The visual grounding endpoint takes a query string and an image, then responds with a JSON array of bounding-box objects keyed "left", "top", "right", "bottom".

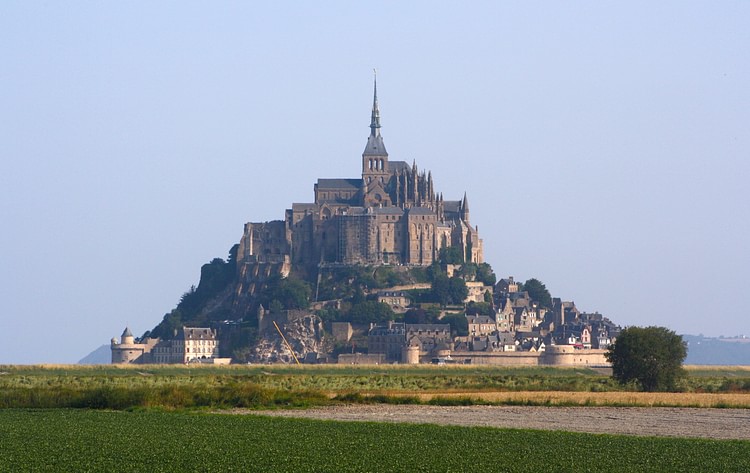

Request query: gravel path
[{"left": 243, "top": 405, "right": 750, "bottom": 440}]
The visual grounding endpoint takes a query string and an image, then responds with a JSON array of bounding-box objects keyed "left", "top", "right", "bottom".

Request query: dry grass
[
  {"left": 350, "top": 390, "right": 750, "bottom": 408},
  {"left": 685, "top": 365, "right": 750, "bottom": 371}
]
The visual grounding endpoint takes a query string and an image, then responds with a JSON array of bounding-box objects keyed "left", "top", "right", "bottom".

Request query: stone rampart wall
[
  {"left": 450, "top": 351, "right": 541, "bottom": 366},
  {"left": 448, "top": 349, "right": 610, "bottom": 367}
]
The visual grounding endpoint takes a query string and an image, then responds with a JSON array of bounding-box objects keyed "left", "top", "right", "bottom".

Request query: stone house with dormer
[{"left": 467, "top": 315, "right": 497, "bottom": 337}]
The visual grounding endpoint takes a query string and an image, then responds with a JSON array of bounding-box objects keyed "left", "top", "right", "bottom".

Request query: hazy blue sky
[{"left": 2, "top": 2, "right": 748, "bottom": 364}]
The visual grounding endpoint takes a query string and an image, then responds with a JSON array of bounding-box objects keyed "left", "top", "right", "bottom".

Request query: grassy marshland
[{"left": 2, "top": 364, "right": 750, "bottom": 409}]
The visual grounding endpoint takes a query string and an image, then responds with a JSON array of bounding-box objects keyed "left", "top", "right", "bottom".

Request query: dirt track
[{"left": 244, "top": 405, "right": 750, "bottom": 440}]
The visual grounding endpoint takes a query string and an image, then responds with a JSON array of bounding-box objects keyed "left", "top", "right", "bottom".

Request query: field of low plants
[
  {"left": 1, "top": 409, "right": 748, "bottom": 472},
  {"left": 2, "top": 364, "right": 750, "bottom": 409}
]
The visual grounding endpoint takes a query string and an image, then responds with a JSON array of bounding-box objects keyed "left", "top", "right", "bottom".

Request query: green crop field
[{"left": 0, "top": 409, "right": 748, "bottom": 472}]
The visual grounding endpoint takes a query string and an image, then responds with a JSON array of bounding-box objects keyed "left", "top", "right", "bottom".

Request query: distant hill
[
  {"left": 78, "top": 344, "right": 110, "bottom": 364},
  {"left": 683, "top": 335, "right": 750, "bottom": 365}
]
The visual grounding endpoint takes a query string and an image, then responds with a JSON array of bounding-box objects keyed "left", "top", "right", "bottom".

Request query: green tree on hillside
[
  {"left": 439, "top": 247, "right": 464, "bottom": 264},
  {"left": 476, "top": 263, "right": 497, "bottom": 286},
  {"left": 431, "top": 275, "right": 468, "bottom": 307},
  {"left": 466, "top": 301, "right": 493, "bottom": 316},
  {"left": 458, "top": 262, "right": 497, "bottom": 286},
  {"left": 149, "top": 246, "right": 238, "bottom": 339},
  {"left": 442, "top": 312, "right": 469, "bottom": 337},
  {"left": 348, "top": 301, "right": 395, "bottom": 324},
  {"left": 606, "top": 326, "right": 687, "bottom": 392},
  {"left": 259, "top": 275, "right": 312, "bottom": 310},
  {"left": 457, "top": 263, "right": 477, "bottom": 281},
  {"left": 403, "top": 307, "right": 441, "bottom": 324},
  {"left": 523, "top": 278, "right": 552, "bottom": 308},
  {"left": 449, "top": 277, "right": 468, "bottom": 305}
]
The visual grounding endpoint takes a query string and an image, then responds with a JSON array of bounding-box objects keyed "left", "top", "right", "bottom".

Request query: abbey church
[{"left": 237, "top": 78, "right": 483, "bottom": 275}]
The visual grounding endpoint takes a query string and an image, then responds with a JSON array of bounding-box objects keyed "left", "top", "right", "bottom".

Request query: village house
[
  {"left": 496, "top": 276, "right": 520, "bottom": 295},
  {"left": 368, "top": 321, "right": 451, "bottom": 362},
  {"left": 467, "top": 314, "right": 497, "bottom": 337},
  {"left": 377, "top": 290, "right": 411, "bottom": 312}
]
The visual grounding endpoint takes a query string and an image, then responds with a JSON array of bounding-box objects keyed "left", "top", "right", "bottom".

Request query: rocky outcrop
[{"left": 251, "top": 309, "right": 327, "bottom": 363}]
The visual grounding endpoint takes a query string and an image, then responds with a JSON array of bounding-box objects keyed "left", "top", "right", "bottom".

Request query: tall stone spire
[
  {"left": 363, "top": 69, "right": 388, "bottom": 158},
  {"left": 370, "top": 69, "right": 381, "bottom": 136},
  {"left": 461, "top": 192, "right": 470, "bottom": 224}
]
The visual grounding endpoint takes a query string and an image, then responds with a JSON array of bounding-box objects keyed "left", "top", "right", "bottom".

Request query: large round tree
[
  {"left": 606, "top": 326, "right": 687, "bottom": 392},
  {"left": 523, "top": 278, "right": 552, "bottom": 308}
]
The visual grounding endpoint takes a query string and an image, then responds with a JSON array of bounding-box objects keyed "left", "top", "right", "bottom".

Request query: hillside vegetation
[{"left": 139, "top": 243, "right": 499, "bottom": 360}]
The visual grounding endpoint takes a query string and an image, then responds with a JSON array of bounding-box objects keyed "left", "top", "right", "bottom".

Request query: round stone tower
[
  {"left": 121, "top": 326, "right": 134, "bottom": 345},
  {"left": 433, "top": 342, "right": 452, "bottom": 359},
  {"left": 111, "top": 326, "right": 141, "bottom": 364},
  {"left": 402, "top": 340, "right": 420, "bottom": 365}
]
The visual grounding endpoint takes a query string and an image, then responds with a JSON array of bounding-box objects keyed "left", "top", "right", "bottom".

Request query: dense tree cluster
[
  {"left": 606, "top": 326, "right": 687, "bottom": 392},
  {"left": 431, "top": 274, "right": 468, "bottom": 307},
  {"left": 523, "top": 278, "right": 552, "bottom": 308},
  {"left": 441, "top": 312, "right": 469, "bottom": 337},
  {"left": 456, "top": 263, "right": 496, "bottom": 287},
  {"left": 149, "top": 246, "right": 238, "bottom": 339},
  {"left": 439, "top": 247, "right": 464, "bottom": 265},
  {"left": 258, "top": 275, "right": 311, "bottom": 311},
  {"left": 402, "top": 307, "right": 441, "bottom": 324},
  {"left": 466, "top": 301, "right": 494, "bottom": 316}
]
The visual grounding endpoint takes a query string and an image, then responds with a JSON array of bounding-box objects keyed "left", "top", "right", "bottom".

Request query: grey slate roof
[
  {"left": 343, "top": 206, "right": 366, "bottom": 216},
  {"left": 177, "top": 327, "right": 216, "bottom": 340},
  {"left": 467, "top": 315, "right": 495, "bottom": 324},
  {"left": 443, "top": 200, "right": 461, "bottom": 213},
  {"left": 363, "top": 133, "right": 388, "bottom": 156},
  {"left": 406, "top": 323, "right": 451, "bottom": 333},
  {"left": 316, "top": 178, "right": 362, "bottom": 190},
  {"left": 407, "top": 207, "right": 435, "bottom": 215},
  {"left": 292, "top": 203, "right": 317, "bottom": 212},
  {"left": 372, "top": 207, "right": 404, "bottom": 216},
  {"left": 389, "top": 161, "right": 410, "bottom": 173}
]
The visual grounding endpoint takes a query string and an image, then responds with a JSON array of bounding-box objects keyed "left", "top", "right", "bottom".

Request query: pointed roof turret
[
  {"left": 363, "top": 70, "right": 388, "bottom": 157},
  {"left": 461, "top": 192, "right": 470, "bottom": 224},
  {"left": 121, "top": 326, "right": 133, "bottom": 338}
]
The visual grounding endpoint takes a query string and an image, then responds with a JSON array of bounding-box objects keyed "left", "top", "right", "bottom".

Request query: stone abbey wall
[{"left": 236, "top": 84, "right": 483, "bottom": 281}]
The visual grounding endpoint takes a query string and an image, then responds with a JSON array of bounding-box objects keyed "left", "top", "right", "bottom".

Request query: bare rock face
[{"left": 250, "top": 311, "right": 327, "bottom": 363}]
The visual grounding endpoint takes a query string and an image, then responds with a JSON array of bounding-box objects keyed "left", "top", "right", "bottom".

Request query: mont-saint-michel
[
  {"left": 111, "top": 78, "right": 619, "bottom": 366},
  {"left": 6, "top": 4, "right": 749, "bottom": 471}
]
